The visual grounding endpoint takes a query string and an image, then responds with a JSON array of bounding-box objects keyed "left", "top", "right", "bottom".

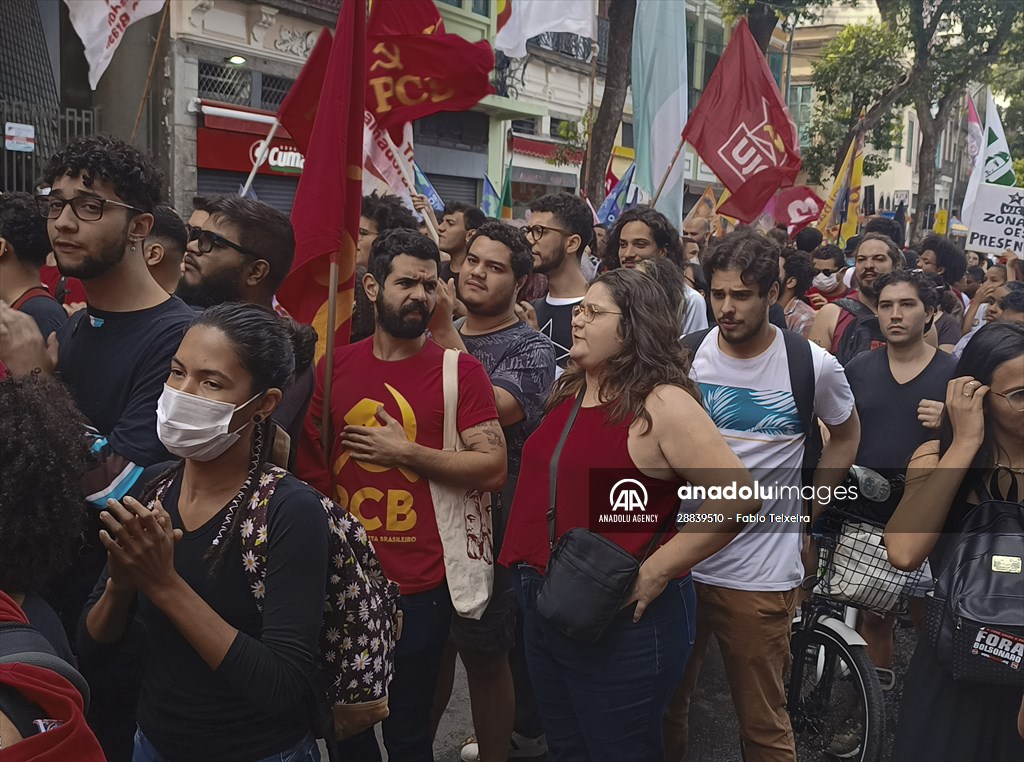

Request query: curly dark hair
[
  {"left": 0, "top": 375, "right": 90, "bottom": 593},
  {"left": 529, "top": 192, "right": 594, "bottom": 258},
  {"left": 362, "top": 191, "right": 419, "bottom": 235},
  {"left": 704, "top": 228, "right": 780, "bottom": 298},
  {"left": 794, "top": 227, "right": 823, "bottom": 253},
  {"left": 468, "top": 221, "right": 534, "bottom": 280},
  {"left": 605, "top": 206, "right": 684, "bottom": 270},
  {"left": 0, "top": 192, "right": 50, "bottom": 267},
  {"left": 919, "top": 233, "right": 967, "bottom": 287},
  {"left": 547, "top": 268, "right": 699, "bottom": 434},
  {"left": 43, "top": 134, "right": 164, "bottom": 212},
  {"left": 863, "top": 216, "right": 903, "bottom": 248}
]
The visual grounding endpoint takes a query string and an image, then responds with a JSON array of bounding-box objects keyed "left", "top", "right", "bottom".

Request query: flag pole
[
  {"left": 582, "top": 41, "right": 600, "bottom": 196},
  {"left": 387, "top": 138, "right": 440, "bottom": 244},
  {"left": 651, "top": 133, "right": 687, "bottom": 205},
  {"left": 320, "top": 256, "right": 340, "bottom": 456},
  {"left": 130, "top": 0, "right": 171, "bottom": 143},
  {"left": 241, "top": 120, "right": 279, "bottom": 198}
]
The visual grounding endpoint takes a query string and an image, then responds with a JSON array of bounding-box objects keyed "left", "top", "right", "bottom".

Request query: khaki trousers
[{"left": 663, "top": 582, "right": 799, "bottom": 762}]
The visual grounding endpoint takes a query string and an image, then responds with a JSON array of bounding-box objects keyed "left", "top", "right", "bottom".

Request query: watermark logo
[{"left": 609, "top": 478, "right": 648, "bottom": 512}]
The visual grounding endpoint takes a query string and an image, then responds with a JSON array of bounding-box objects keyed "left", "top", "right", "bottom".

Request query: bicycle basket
[{"left": 814, "top": 512, "right": 927, "bottom": 615}]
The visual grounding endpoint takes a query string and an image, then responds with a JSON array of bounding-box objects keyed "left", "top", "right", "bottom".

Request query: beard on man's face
[
  {"left": 375, "top": 293, "right": 431, "bottom": 339},
  {"left": 174, "top": 267, "right": 244, "bottom": 309},
  {"left": 56, "top": 230, "right": 128, "bottom": 280}
]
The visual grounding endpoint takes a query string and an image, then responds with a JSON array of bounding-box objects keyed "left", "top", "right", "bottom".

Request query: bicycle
[{"left": 786, "top": 467, "right": 927, "bottom": 762}]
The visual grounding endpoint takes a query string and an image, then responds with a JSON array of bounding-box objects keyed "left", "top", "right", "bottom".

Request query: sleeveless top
[{"left": 498, "top": 396, "right": 685, "bottom": 572}]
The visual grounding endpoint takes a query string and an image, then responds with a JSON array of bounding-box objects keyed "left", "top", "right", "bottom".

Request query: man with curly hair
[
  {"left": 359, "top": 191, "right": 420, "bottom": 269},
  {"left": 0, "top": 135, "right": 194, "bottom": 636},
  {"left": 0, "top": 192, "right": 66, "bottom": 335}
]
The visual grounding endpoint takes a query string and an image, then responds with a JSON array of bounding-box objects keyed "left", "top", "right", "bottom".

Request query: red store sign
[{"left": 197, "top": 126, "right": 306, "bottom": 178}]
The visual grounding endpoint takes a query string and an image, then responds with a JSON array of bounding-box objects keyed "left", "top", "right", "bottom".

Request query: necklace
[{"left": 995, "top": 462, "right": 1024, "bottom": 476}]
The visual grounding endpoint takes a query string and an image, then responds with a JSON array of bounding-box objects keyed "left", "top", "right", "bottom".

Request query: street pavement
[{"left": 431, "top": 626, "right": 918, "bottom": 761}]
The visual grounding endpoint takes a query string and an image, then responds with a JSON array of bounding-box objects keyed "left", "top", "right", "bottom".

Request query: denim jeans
[
  {"left": 512, "top": 565, "right": 696, "bottom": 762},
  {"left": 133, "top": 728, "right": 320, "bottom": 762},
  {"left": 330, "top": 583, "right": 453, "bottom": 762}
]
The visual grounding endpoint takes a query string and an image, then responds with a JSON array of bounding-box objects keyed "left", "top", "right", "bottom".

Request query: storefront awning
[{"left": 510, "top": 135, "right": 584, "bottom": 164}]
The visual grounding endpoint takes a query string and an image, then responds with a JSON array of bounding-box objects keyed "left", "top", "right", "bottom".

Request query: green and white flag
[
  {"left": 631, "top": 0, "right": 688, "bottom": 231},
  {"left": 962, "top": 87, "right": 1016, "bottom": 223}
]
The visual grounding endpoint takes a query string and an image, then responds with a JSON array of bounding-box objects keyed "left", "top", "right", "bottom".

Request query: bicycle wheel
[{"left": 787, "top": 625, "right": 885, "bottom": 762}]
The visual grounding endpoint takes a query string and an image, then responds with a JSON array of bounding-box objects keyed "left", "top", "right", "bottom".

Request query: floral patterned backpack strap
[{"left": 237, "top": 464, "right": 288, "bottom": 612}]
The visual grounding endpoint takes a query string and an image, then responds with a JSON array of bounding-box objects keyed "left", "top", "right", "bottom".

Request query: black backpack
[
  {"left": 682, "top": 327, "right": 821, "bottom": 486},
  {"left": 833, "top": 297, "right": 886, "bottom": 367},
  {"left": 0, "top": 599, "right": 90, "bottom": 713},
  {"left": 925, "top": 486, "right": 1024, "bottom": 686}
]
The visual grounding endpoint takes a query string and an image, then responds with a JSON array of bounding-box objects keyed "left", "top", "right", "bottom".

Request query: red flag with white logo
[
  {"left": 680, "top": 18, "right": 801, "bottom": 223},
  {"left": 773, "top": 186, "right": 825, "bottom": 236}
]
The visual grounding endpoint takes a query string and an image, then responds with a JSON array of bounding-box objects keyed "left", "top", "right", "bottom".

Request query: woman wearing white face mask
[{"left": 80, "top": 303, "right": 329, "bottom": 762}]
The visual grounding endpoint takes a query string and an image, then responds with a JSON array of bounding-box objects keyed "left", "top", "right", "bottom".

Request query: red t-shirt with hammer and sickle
[{"left": 296, "top": 337, "right": 497, "bottom": 593}]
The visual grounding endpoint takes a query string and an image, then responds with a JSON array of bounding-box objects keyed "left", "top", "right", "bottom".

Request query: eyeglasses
[
  {"left": 815, "top": 268, "right": 839, "bottom": 277},
  {"left": 572, "top": 303, "right": 623, "bottom": 322},
  {"left": 36, "top": 195, "right": 140, "bottom": 221},
  {"left": 524, "top": 224, "right": 571, "bottom": 243},
  {"left": 187, "top": 226, "right": 257, "bottom": 257},
  {"left": 991, "top": 389, "right": 1024, "bottom": 413}
]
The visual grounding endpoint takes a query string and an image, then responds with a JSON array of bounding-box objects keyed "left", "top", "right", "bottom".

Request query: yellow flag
[
  {"left": 841, "top": 133, "right": 865, "bottom": 244},
  {"left": 714, "top": 188, "right": 738, "bottom": 238},
  {"left": 817, "top": 135, "right": 857, "bottom": 240}
]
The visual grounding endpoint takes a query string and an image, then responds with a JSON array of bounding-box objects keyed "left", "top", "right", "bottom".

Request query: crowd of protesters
[{"left": 0, "top": 134, "right": 1022, "bottom": 762}]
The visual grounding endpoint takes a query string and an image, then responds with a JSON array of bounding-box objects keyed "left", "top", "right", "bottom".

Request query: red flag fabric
[
  {"left": 604, "top": 166, "right": 619, "bottom": 197},
  {"left": 773, "top": 186, "right": 825, "bottom": 237},
  {"left": 277, "top": 0, "right": 365, "bottom": 362},
  {"left": 368, "top": 0, "right": 444, "bottom": 36},
  {"left": 681, "top": 17, "right": 801, "bottom": 223},
  {"left": 366, "top": 34, "right": 495, "bottom": 130},
  {"left": 276, "top": 27, "right": 332, "bottom": 155}
]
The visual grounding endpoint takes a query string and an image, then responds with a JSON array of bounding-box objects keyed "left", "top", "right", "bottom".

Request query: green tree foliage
[{"left": 802, "top": 22, "right": 908, "bottom": 184}]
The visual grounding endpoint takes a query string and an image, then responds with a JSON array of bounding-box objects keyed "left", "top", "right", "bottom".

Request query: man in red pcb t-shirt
[{"left": 296, "top": 229, "right": 506, "bottom": 762}]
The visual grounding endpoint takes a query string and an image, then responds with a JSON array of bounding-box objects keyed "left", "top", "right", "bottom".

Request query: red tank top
[{"left": 499, "top": 396, "right": 685, "bottom": 572}]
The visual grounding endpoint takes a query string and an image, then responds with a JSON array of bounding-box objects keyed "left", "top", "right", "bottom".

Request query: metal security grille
[
  {"left": 2, "top": 101, "right": 97, "bottom": 193},
  {"left": 261, "top": 75, "right": 295, "bottom": 111},
  {"left": 198, "top": 62, "right": 253, "bottom": 106}
]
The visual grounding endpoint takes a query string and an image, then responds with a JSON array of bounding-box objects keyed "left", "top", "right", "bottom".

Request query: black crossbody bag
[{"left": 535, "top": 390, "right": 675, "bottom": 644}]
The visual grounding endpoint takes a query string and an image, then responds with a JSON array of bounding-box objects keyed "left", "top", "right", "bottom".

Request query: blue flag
[
  {"left": 481, "top": 175, "right": 501, "bottom": 218},
  {"left": 597, "top": 163, "right": 635, "bottom": 226},
  {"left": 413, "top": 162, "right": 445, "bottom": 213}
]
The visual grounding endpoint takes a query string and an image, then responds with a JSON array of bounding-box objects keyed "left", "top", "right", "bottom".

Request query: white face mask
[
  {"left": 156, "top": 384, "right": 262, "bottom": 462},
  {"left": 813, "top": 272, "right": 838, "bottom": 291}
]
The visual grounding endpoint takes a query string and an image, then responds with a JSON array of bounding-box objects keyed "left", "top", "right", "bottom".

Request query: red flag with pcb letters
[
  {"left": 277, "top": 0, "right": 365, "bottom": 362},
  {"left": 681, "top": 17, "right": 801, "bottom": 223},
  {"left": 365, "top": 34, "right": 495, "bottom": 130},
  {"left": 368, "top": 0, "right": 444, "bottom": 35}
]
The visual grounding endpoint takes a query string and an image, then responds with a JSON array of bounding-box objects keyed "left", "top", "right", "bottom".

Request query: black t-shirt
[
  {"left": 56, "top": 297, "right": 194, "bottom": 467},
  {"left": 81, "top": 470, "right": 329, "bottom": 762},
  {"left": 935, "top": 312, "right": 962, "bottom": 347},
  {"left": 845, "top": 347, "right": 957, "bottom": 517},
  {"left": 17, "top": 291, "right": 67, "bottom": 337},
  {"left": 531, "top": 295, "right": 582, "bottom": 370},
  {"left": 460, "top": 321, "right": 555, "bottom": 544}
]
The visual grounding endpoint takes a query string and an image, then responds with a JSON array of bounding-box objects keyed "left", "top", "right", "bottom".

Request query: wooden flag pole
[
  {"left": 240, "top": 120, "right": 280, "bottom": 198},
  {"left": 651, "top": 133, "right": 687, "bottom": 206},
  {"left": 320, "top": 257, "right": 341, "bottom": 456},
  {"left": 130, "top": 0, "right": 171, "bottom": 143},
  {"left": 386, "top": 135, "right": 440, "bottom": 245}
]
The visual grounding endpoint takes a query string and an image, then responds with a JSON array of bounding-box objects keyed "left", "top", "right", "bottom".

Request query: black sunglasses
[
  {"left": 187, "top": 226, "right": 257, "bottom": 257},
  {"left": 815, "top": 268, "right": 840, "bottom": 277}
]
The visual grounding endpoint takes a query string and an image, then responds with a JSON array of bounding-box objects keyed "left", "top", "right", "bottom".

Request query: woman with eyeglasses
[
  {"left": 499, "top": 268, "right": 757, "bottom": 761},
  {"left": 886, "top": 322, "right": 1024, "bottom": 762},
  {"left": 81, "top": 303, "right": 330, "bottom": 762}
]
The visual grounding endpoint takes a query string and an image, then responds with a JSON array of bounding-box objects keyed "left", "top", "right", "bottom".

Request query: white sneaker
[{"left": 460, "top": 732, "right": 547, "bottom": 761}]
